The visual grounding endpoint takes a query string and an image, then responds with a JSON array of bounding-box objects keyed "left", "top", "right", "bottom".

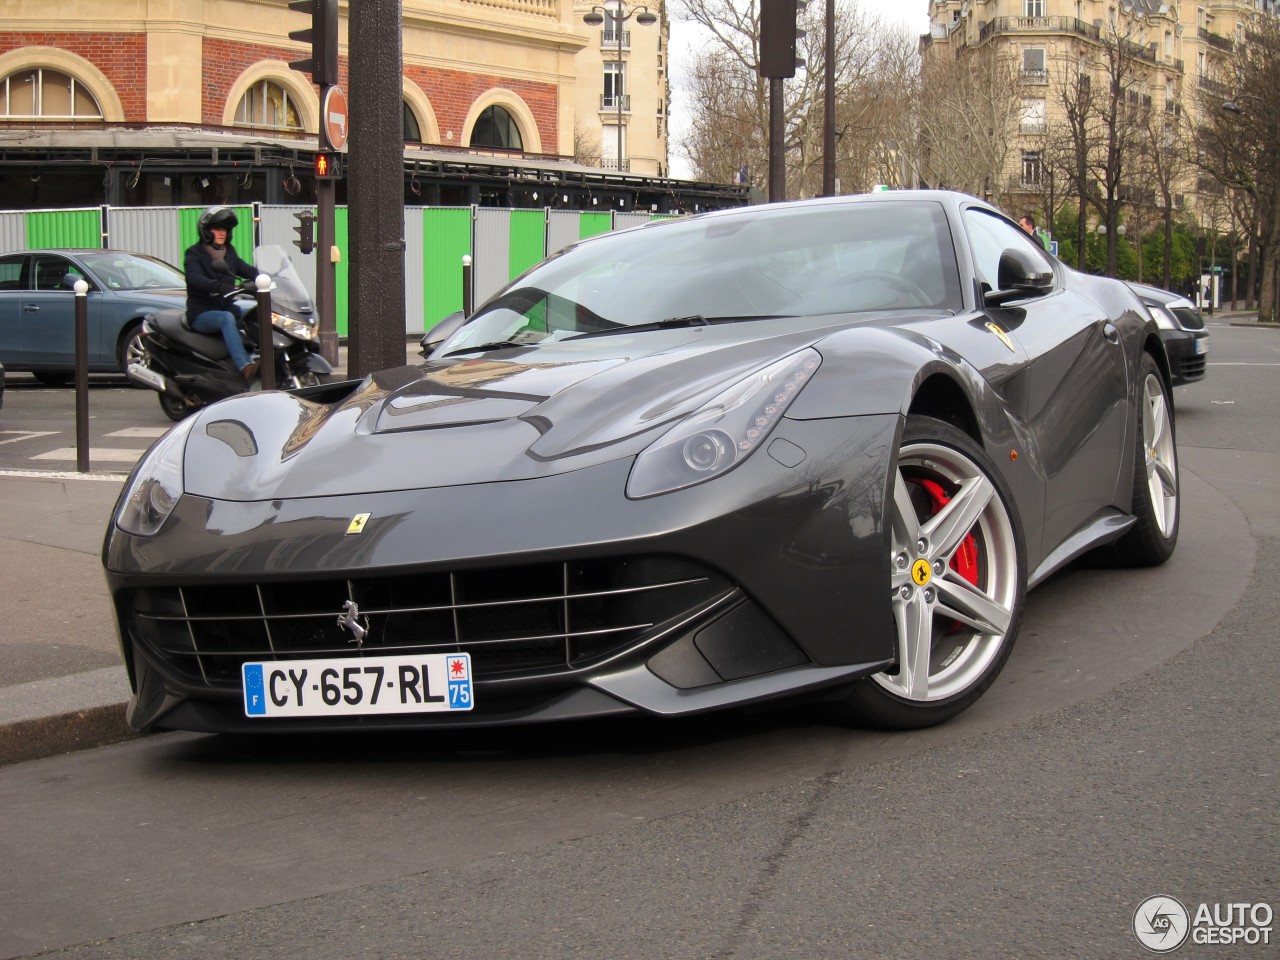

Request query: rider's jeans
[{"left": 191, "top": 306, "right": 252, "bottom": 371}]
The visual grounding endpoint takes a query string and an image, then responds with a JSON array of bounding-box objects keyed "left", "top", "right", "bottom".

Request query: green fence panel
[
  {"left": 508, "top": 209, "right": 546, "bottom": 281},
  {"left": 26, "top": 209, "right": 101, "bottom": 249},
  {"left": 175, "top": 205, "right": 253, "bottom": 266},
  {"left": 578, "top": 212, "right": 612, "bottom": 240},
  {"left": 335, "top": 206, "right": 350, "bottom": 337},
  {"left": 422, "top": 208, "right": 472, "bottom": 329}
]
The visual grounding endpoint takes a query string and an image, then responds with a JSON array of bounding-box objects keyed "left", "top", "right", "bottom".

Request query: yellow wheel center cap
[{"left": 911, "top": 559, "right": 932, "bottom": 586}]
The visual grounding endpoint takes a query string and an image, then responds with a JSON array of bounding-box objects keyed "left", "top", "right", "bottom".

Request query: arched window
[
  {"left": 403, "top": 101, "right": 422, "bottom": 143},
  {"left": 234, "top": 79, "right": 302, "bottom": 131},
  {"left": 470, "top": 105, "right": 523, "bottom": 150},
  {"left": 1, "top": 68, "right": 102, "bottom": 120}
]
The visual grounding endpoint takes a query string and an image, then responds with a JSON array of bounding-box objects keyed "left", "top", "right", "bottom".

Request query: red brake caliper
[{"left": 918, "top": 478, "right": 979, "bottom": 586}]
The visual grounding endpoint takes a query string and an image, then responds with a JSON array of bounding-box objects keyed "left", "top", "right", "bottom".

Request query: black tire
[
  {"left": 1105, "top": 353, "right": 1179, "bottom": 566},
  {"left": 824, "top": 415, "right": 1026, "bottom": 730},
  {"left": 159, "top": 392, "right": 194, "bottom": 422},
  {"left": 32, "top": 370, "right": 72, "bottom": 387}
]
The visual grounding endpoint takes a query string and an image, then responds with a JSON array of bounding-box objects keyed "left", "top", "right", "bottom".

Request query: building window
[
  {"left": 1024, "top": 0, "right": 1045, "bottom": 18},
  {"left": 403, "top": 102, "right": 421, "bottom": 143},
  {"left": 0, "top": 68, "right": 102, "bottom": 120},
  {"left": 1022, "top": 47, "right": 1047, "bottom": 81},
  {"left": 1164, "top": 30, "right": 1173, "bottom": 56},
  {"left": 470, "top": 105, "right": 523, "bottom": 150},
  {"left": 604, "top": 61, "right": 628, "bottom": 111},
  {"left": 234, "top": 80, "right": 302, "bottom": 131},
  {"left": 1022, "top": 151, "right": 1043, "bottom": 186},
  {"left": 1020, "top": 98, "right": 1046, "bottom": 133}
]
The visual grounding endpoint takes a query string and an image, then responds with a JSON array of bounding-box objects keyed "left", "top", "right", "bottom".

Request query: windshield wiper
[
  {"left": 441, "top": 340, "right": 528, "bottom": 358},
  {"left": 564, "top": 314, "right": 788, "bottom": 342}
]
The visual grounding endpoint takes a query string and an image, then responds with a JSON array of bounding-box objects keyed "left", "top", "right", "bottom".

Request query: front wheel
[
  {"left": 1104, "top": 353, "right": 1179, "bottom": 566},
  {"left": 825, "top": 415, "right": 1026, "bottom": 730}
]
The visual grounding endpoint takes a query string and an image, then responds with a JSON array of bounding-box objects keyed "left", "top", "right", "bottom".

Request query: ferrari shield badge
[
  {"left": 346, "top": 513, "right": 371, "bottom": 535},
  {"left": 985, "top": 322, "right": 1016, "bottom": 352}
]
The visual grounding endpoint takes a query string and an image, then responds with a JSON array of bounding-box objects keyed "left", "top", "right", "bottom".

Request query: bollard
[
  {"left": 255, "top": 274, "right": 276, "bottom": 391},
  {"left": 462, "top": 254, "right": 473, "bottom": 318},
  {"left": 73, "top": 278, "right": 90, "bottom": 473}
]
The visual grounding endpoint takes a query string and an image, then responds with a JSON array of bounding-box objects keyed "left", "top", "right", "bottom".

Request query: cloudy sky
[{"left": 665, "top": 0, "right": 932, "bottom": 178}]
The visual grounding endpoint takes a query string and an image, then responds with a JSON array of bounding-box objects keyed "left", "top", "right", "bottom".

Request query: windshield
[
  {"left": 441, "top": 200, "right": 963, "bottom": 354},
  {"left": 255, "top": 245, "right": 314, "bottom": 319},
  {"left": 80, "top": 252, "right": 184, "bottom": 291}
]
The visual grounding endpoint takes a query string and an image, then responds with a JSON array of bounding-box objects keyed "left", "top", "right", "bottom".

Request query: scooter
[{"left": 127, "top": 245, "right": 333, "bottom": 420}]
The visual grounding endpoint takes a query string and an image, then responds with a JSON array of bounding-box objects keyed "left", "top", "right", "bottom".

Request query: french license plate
[
  {"left": 1195, "top": 337, "right": 1211, "bottom": 355},
  {"left": 242, "top": 653, "right": 473, "bottom": 718}
]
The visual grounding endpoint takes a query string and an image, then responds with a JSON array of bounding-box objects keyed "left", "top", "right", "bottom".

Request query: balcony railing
[
  {"left": 1198, "top": 27, "right": 1234, "bottom": 53},
  {"left": 1020, "top": 121, "right": 1047, "bottom": 134},
  {"left": 601, "top": 29, "right": 630, "bottom": 50},
  {"left": 601, "top": 158, "right": 631, "bottom": 172},
  {"left": 979, "top": 16, "right": 1157, "bottom": 64},
  {"left": 600, "top": 94, "right": 631, "bottom": 112},
  {"left": 1197, "top": 74, "right": 1230, "bottom": 96},
  {"left": 1021, "top": 68, "right": 1049, "bottom": 83}
]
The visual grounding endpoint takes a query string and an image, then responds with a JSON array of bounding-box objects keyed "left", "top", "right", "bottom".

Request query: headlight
[
  {"left": 1147, "top": 304, "right": 1177, "bottom": 331},
  {"left": 273, "top": 313, "right": 316, "bottom": 341},
  {"left": 115, "top": 417, "right": 197, "bottom": 536},
  {"left": 626, "top": 348, "right": 821, "bottom": 499}
]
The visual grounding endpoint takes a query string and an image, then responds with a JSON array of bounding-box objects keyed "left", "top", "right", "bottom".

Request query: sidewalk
[{"left": 0, "top": 339, "right": 425, "bottom": 765}]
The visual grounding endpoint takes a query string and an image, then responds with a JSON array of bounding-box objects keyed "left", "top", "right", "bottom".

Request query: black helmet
[{"left": 197, "top": 205, "right": 238, "bottom": 245}]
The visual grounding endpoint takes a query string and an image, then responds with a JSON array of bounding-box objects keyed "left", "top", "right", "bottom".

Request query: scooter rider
[{"left": 185, "top": 206, "right": 260, "bottom": 383}]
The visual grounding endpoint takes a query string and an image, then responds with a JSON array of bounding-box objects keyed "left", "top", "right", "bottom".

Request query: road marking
[
  {"left": 31, "top": 447, "right": 147, "bottom": 463},
  {"left": 1208, "top": 362, "right": 1280, "bottom": 366},
  {"left": 0, "top": 430, "right": 60, "bottom": 446},
  {"left": 105, "top": 427, "right": 170, "bottom": 438},
  {"left": 0, "top": 468, "right": 128, "bottom": 482}
]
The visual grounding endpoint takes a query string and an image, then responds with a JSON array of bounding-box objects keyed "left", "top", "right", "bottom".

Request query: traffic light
[
  {"left": 288, "top": 0, "right": 338, "bottom": 87},
  {"left": 314, "top": 151, "right": 343, "bottom": 179},
  {"left": 760, "top": 0, "right": 807, "bottom": 79},
  {"left": 293, "top": 210, "right": 316, "bottom": 255}
]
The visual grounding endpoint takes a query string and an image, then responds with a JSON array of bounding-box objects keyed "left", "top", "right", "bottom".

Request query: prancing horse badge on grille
[
  {"left": 346, "top": 513, "right": 371, "bottom": 535},
  {"left": 337, "top": 599, "right": 369, "bottom": 647}
]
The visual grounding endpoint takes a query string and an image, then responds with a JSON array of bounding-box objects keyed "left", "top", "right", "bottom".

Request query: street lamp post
[{"left": 584, "top": 3, "right": 656, "bottom": 174}]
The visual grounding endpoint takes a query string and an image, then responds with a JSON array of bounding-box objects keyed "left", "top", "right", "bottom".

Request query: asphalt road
[{"left": 1, "top": 322, "right": 1277, "bottom": 960}]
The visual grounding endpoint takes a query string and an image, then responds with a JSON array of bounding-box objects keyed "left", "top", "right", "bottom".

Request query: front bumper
[
  {"left": 105, "top": 413, "right": 903, "bottom": 732},
  {"left": 1159, "top": 329, "right": 1210, "bottom": 386}
]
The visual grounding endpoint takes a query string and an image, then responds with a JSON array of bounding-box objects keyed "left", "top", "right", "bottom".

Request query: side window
[
  {"left": 32, "top": 255, "right": 77, "bottom": 291},
  {"left": 0, "top": 256, "right": 23, "bottom": 290},
  {"left": 962, "top": 208, "right": 1055, "bottom": 294}
]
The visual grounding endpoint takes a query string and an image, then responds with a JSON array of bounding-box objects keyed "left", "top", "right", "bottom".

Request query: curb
[{"left": 0, "top": 667, "right": 136, "bottom": 766}]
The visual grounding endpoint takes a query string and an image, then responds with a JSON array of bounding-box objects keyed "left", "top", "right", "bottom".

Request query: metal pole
[
  {"left": 256, "top": 275, "right": 276, "bottom": 390},
  {"left": 317, "top": 179, "right": 338, "bottom": 367},
  {"left": 73, "top": 279, "right": 89, "bottom": 473},
  {"left": 617, "top": 19, "right": 623, "bottom": 172},
  {"left": 769, "top": 77, "right": 785, "bottom": 202},
  {"left": 462, "top": 254, "right": 473, "bottom": 317},
  {"left": 823, "top": 0, "right": 834, "bottom": 195}
]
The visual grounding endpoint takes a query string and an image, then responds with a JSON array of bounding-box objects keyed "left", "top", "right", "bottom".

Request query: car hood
[{"left": 181, "top": 317, "right": 894, "bottom": 501}]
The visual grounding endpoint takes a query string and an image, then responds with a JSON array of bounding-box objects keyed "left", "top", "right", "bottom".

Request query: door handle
[
  {"left": 23, "top": 304, "right": 40, "bottom": 313},
  {"left": 1102, "top": 322, "right": 1119, "bottom": 343}
]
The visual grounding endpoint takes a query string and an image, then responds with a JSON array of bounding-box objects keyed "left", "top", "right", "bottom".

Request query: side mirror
[
  {"left": 420, "top": 310, "right": 467, "bottom": 358},
  {"left": 985, "top": 249, "right": 1054, "bottom": 306},
  {"left": 61, "top": 274, "right": 85, "bottom": 291}
]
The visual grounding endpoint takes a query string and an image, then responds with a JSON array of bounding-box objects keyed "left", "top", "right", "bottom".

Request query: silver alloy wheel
[
  {"left": 1141, "top": 371, "right": 1178, "bottom": 537},
  {"left": 125, "top": 329, "right": 148, "bottom": 369},
  {"left": 877, "top": 441, "right": 1019, "bottom": 702}
]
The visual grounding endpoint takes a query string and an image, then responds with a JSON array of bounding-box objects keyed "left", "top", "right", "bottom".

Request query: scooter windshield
[{"left": 255, "top": 245, "right": 315, "bottom": 321}]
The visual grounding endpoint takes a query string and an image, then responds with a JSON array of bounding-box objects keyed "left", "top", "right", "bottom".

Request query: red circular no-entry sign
[{"left": 322, "top": 86, "right": 348, "bottom": 151}]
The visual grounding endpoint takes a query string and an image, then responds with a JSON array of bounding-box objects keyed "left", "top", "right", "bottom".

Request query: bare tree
[
  {"left": 1195, "top": 14, "right": 1280, "bottom": 323},
  {"left": 674, "top": 0, "right": 916, "bottom": 197},
  {"left": 915, "top": 43, "right": 1025, "bottom": 205}
]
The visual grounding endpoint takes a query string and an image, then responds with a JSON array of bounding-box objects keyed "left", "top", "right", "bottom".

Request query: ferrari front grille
[{"left": 122, "top": 557, "right": 733, "bottom": 688}]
